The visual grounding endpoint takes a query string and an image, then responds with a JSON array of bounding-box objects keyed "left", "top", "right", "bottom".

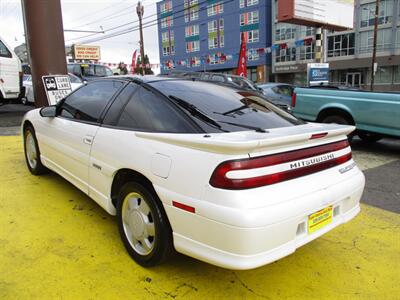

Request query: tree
[{"left": 134, "top": 54, "right": 154, "bottom": 75}]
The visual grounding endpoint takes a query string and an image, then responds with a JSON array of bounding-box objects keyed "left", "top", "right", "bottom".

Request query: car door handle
[{"left": 83, "top": 136, "right": 93, "bottom": 145}]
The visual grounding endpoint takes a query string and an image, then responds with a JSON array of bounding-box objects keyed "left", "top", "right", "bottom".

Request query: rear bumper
[
  {"left": 162, "top": 168, "right": 365, "bottom": 270},
  {"left": 173, "top": 204, "right": 360, "bottom": 270}
]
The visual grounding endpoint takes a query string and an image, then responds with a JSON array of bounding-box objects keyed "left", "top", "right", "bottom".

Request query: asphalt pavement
[{"left": 0, "top": 103, "right": 34, "bottom": 135}]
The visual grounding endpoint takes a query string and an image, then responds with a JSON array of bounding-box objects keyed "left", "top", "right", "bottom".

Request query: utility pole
[
  {"left": 370, "top": 0, "right": 380, "bottom": 91},
  {"left": 21, "top": 0, "right": 67, "bottom": 107},
  {"left": 136, "top": 1, "right": 146, "bottom": 76}
]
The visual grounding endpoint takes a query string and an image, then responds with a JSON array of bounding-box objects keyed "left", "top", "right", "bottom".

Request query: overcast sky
[{"left": 0, "top": 0, "right": 161, "bottom": 72}]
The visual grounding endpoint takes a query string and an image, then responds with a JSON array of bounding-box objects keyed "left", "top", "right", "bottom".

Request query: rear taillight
[
  {"left": 210, "top": 139, "right": 352, "bottom": 190},
  {"left": 291, "top": 92, "right": 296, "bottom": 107}
]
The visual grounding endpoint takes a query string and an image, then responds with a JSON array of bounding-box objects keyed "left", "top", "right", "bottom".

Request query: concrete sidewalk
[{"left": 1, "top": 136, "right": 399, "bottom": 299}]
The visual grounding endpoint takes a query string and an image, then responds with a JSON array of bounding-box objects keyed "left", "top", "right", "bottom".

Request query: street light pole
[
  {"left": 136, "top": 1, "right": 146, "bottom": 76},
  {"left": 370, "top": 0, "right": 380, "bottom": 91}
]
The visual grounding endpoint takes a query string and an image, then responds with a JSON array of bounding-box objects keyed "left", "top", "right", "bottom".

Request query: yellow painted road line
[{"left": 1, "top": 136, "right": 399, "bottom": 299}]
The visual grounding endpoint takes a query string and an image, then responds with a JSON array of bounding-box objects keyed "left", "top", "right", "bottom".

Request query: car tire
[
  {"left": 23, "top": 125, "right": 48, "bottom": 175},
  {"left": 117, "top": 181, "right": 174, "bottom": 267},
  {"left": 322, "top": 115, "right": 354, "bottom": 142},
  {"left": 358, "top": 132, "right": 382, "bottom": 143}
]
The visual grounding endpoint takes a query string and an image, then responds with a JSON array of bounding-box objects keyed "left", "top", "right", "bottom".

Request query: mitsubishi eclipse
[{"left": 22, "top": 76, "right": 365, "bottom": 270}]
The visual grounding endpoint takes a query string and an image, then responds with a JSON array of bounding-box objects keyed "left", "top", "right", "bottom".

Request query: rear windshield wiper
[
  {"left": 168, "top": 95, "right": 222, "bottom": 129},
  {"left": 217, "top": 121, "right": 267, "bottom": 133}
]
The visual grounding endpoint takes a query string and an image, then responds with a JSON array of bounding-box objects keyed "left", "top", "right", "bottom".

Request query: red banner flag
[
  {"left": 237, "top": 32, "right": 247, "bottom": 77},
  {"left": 131, "top": 50, "right": 137, "bottom": 74}
]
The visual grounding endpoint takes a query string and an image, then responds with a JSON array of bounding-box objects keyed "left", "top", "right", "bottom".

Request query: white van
[{"left": 0, "top": 36, "right": 22, "bottom": 102}]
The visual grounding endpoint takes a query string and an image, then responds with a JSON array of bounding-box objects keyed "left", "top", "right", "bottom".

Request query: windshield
[{"left": 150, "top": 80, "right": 303, "bottom": 133}]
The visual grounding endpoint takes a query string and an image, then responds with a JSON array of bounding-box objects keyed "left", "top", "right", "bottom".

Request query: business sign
[
  {"left": 42, "top": 75, "right": 72, "bottom": 105},
  {"left": 307, "top": 63, "right": 329, "bottom": 86},
  {"left": 73, "top": 45, "right": 101, "bottom": 60},
  {"left": 277, "top": 0, "right": 354, "bottom": 31}
]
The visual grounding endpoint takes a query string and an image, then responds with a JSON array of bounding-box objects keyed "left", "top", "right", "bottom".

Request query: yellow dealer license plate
[{"left": 308, "top": 206, "right": 333, "bottom": 234}]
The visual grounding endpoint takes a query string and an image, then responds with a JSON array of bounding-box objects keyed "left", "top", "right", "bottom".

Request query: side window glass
[
  {"left": 279, "top": 86, "right": 292, "bottom": 96},
  {"left": 103, "top": 83, "right": 139, "bottom": 126},
  {"left": 116, "top": 86, "right": 194, "bottom": 133},
  {"left": 105, "top": 67, "right": 113, "bottom": 76},
  {"left": 95, "top": 65, "right": 107, "bottom": 76},
  {"left": 60, "top": 80, "right": 123, "bottom": 122},
  {"left": 0, "top": 40, "right": 12, "bottom": 58},
  {"left": 212, "top": 75, "right": 225, "bottom": 82},
  {"left": 272, "top": 86, "right": 280, "bottom": 94},
  {"left": 68, "top": 74, "right": 81, "bottom": 83}
]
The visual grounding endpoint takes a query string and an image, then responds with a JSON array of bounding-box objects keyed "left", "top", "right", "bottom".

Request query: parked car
[
  {"left": 257, "top": 83, "right": 295, "bottom": 111},
  {"left": 67, "top": 63, "right": 113, "bottom": 81},
  {"left": 22, "top": 73, "right": 84, "bottom": 105},
  {"left": 22, "top": 76, "right": 365, "bottom": 270},
  {"left": 164, "top": 71, "right": 292, "bottom": 111},
  {"left": 291, "top": 87, "right": 400, "bottom": 142},
  {"left": 165, "top": 70, "right": 261, "bottom": 92},
  {"left": 0, "top": 35, "right": 23, "bottom": 104}
]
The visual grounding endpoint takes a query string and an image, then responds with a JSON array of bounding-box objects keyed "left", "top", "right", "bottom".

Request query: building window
[
  {"left": 207, "top": 1, "right": 223, "bottom": 16},
  {"left": 275, "top": 23, "right": 296, "bottom": 41},
  {"left": 161, "top": 31, "right": 174, "bottom": 56},
  {"left": 186, "top": 40, "right": 200, "bottom": 52},
  {"left": 209, "top": 35, "right": 225, "bottom": 49},
  {"left": 184, "top": 0, "right": 199, "bottom": 22},
  {"left": 360, "top": 0, "right": 393, "bottom": 27},
  {"left": 374, "top": 66, "right": 393, "bottom": 84},
  {"left": 397, "top": 28, "right": 400, "bottom": 47},
  {"left": 394, "top": 66, "right": 400, "bottom": 83},
  {"left": 327, "top": 33, "right": 355, "bottom": 57},
  {"left": 190, "top": 56, "right": 201, "bottom": 67},
  {"left": 208, "top": 19, "right": 224, "bottom": 49},
  {"left": 247, "top": 68, "right": 257, "bottom": 82},
  {"left": 160, "top": 1, "right": 173, "bottom": 14},
  {"left": 185, "top": 24, "right": 199, "bottom": 37},
  {"left": 360, "top": 28, "right": 392, "bottom": 53},
  {"left": 208, "top": 54, "right": 225, "bottom": 65},
  {"left": 299, "top": 44, "right": 315, "bottom": 60},
  {"left": 240, "top": 0, "right": 258, "bottom": 8},
  {"left": 161, "top": 16, "right": 173, "bottom": 28},
  {"left": 241, "top": 30, "right": 259, "bottom": 43},
  {"left": 275, "top": 47, "right": 296, "bottom": 63},
  {"left": 299, "top": 26, "right": 314, "bottom": 37},
  {"left": 240, "top": 11, "right": 259, "bottom": 26},
  {"left": 247, "top": 49, "right": 259, "bottom": 61}
]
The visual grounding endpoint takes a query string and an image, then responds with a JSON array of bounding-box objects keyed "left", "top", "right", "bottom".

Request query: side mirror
[{"left": 40, "top": 106, "right": 57, "bottom": 118}]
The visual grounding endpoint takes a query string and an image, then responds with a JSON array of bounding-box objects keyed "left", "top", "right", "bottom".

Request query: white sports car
[{"left": 22, "top": 76, "right": 365, "bottom": 270}]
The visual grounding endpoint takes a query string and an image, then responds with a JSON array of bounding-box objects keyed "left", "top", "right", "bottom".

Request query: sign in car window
[
  {"left": 42, "top": 75, "right": 72, "bottom": 105},
  {"left": 307, "top": 63, "right": 330, "bottom": 86}
]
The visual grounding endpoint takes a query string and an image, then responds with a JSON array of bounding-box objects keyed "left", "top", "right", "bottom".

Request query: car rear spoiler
[{"left": 135, "top": 124, "right": 355, "bottom": 154}]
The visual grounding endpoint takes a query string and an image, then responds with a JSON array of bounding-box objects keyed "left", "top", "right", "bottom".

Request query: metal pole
[
  {"left": 370, "top": 0, "right": 380, "bottom": 91},
  {"left": 21, "top": 0, "right": 67, "bottom": 107},
  {"left": 136, "top": 1, "right": 146, "bottom": 76}
]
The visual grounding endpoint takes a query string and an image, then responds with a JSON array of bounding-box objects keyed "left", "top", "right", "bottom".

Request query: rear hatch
[{"left": 137, "top": 122, "right": 355, "bottom": 189}]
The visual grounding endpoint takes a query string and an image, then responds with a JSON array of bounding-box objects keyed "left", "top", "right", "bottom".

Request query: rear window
[{"left": 150, "top": 80, "right": 303, "bottom": 133}]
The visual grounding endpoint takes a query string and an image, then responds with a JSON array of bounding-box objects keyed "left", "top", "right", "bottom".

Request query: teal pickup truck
[{"left": 291, "top": 87, "right": 400, "bottom": 142}]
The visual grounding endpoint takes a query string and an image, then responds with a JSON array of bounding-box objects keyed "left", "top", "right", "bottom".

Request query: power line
[
  {"left": 68, "top": 0, "right": 234, "bottom": 45},
  {"left": 66, "top": 0, "right": 130, "bottom": 27},
  {"left": 66, "top": 0, "right": 194, "bottom": 44},
  {"left": 65, "top": 0, "right": 161, "bottom": 40}
]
